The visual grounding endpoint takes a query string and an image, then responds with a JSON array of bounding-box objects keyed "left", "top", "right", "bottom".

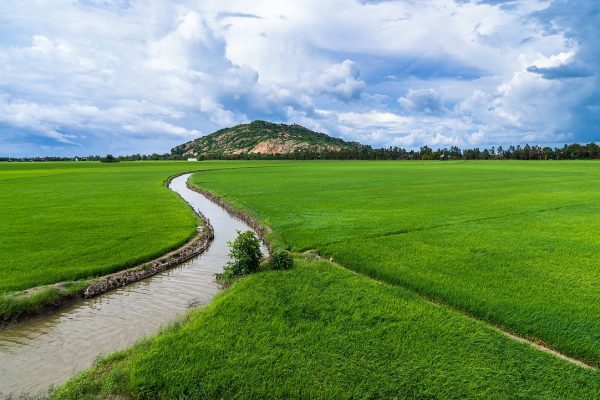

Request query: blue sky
[{"left": 0, "top": 0, "right": 598, "bottom": 156}]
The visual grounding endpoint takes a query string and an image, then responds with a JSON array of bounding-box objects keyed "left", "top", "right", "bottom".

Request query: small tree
[{"left": 219, "top": 230, "right": 262, "bottom": 281}]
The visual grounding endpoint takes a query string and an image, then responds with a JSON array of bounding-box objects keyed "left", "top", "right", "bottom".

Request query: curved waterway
[{"left": 0, "top": 173, "right": 267, "bottom": 398}]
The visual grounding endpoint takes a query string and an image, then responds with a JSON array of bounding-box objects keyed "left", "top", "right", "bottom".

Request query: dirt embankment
[{"left": 83, "top": 219, "right": 213, "bottom": 297}]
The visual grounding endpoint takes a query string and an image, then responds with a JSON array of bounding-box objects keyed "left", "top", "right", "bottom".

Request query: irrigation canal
[{"left": 0, "top": 173, "right": 267, "bottom": 397}]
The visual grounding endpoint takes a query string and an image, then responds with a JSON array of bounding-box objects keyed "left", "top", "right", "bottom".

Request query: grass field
[
  {"left": 4, "top": 160, "right": 600, "bottom": 397},
  {"left": 186, "top": 161, "right": 600, "bottom": 365},
  {"left": 50, "top": 160, "right": 600, "bottom": 399},
  {"left": 54, "top": 257, "right": 600, "bottom": 399},
  {"left": 0, "top": 161, "right": 256, "bottom": 319},
  {"left": 0, "top": 162, "right": 198, "bottom": 294}
]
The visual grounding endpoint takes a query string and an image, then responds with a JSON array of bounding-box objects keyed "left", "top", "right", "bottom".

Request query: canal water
[{"left": 0, "top": 173, "right": 266, "bottom": 397}]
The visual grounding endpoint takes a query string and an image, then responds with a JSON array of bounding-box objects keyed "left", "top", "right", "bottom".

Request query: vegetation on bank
[
  {"left": 0, "top": 279, "right": 91, "bottom": 322},
  {"left": 53, "top": 257, "right": 600, "bottom": 399},
  {"left": 217, "top": 230, "right": 263, "bottom": 283},
  {"left": 189, "top": 161, "right": 600, "bottom": 365}
]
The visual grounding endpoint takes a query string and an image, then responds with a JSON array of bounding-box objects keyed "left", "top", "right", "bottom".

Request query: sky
[{"left": 0, "top": 0, "right": 598, "bottom": 156}]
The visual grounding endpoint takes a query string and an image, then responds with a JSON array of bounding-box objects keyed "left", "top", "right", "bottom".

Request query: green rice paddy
[
  {"left": 0, "top": 162, "right": 197, "bottom": 294},
  {"left": 189, "top": 161, "right": 600, "bottom": 365},
  {"left": 3, "top": 160, "right": 600, "bottom": 398}
]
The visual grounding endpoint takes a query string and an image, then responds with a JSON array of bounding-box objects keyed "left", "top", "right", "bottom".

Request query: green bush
[
  {"left": 268, "top": 250, "right": 294, "bottom": 270},
  {"left": 219, "top": 230, "right": 262, "bottom": 281}
]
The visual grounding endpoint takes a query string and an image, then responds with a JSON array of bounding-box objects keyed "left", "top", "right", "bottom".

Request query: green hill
[{"left": 171, "top": 120, "right": 361, "bottom": 158}]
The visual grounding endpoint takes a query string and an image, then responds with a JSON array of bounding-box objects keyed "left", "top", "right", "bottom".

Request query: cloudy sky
[{"left": 0, "top": 0, "right": 598, "bottom": 156}]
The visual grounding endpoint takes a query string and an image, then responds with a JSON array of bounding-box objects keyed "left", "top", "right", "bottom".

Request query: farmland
[
  {"left": 47, "top": 160, "right": 600, "bottom": 399},
  {"left": 189, "top": 161, "right": 600, "bottom": 365}
]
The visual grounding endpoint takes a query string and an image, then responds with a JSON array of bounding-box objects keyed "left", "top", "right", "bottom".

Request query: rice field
[
  {"left": 4, "top": 160, "right": 600, "bottom": 398},
  {"left": 188, "top": 161, "right": 600, "bottom": 365}
]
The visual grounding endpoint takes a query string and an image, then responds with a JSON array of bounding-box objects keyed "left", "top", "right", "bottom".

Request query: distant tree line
[
  {"left": 193, "top": 142, "right": 600, "bottom": 161},
  {"left": 0, "top": 153, "right": 175, "bottom": 162},
  {"left": 2, "top": 142, "right": 599, "bottom": 162}
]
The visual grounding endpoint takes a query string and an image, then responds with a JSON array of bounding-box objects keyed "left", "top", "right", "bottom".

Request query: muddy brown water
[{"left": 0, "top": 174, "right": 267, "bottom": 398}]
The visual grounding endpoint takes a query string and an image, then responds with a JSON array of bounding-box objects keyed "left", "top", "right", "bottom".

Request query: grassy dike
[{"left": 53, "top": 257, "right": 600, "bottom": 399}]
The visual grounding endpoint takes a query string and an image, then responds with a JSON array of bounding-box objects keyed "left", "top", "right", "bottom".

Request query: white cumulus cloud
[{"left": 0, "top": 0, "right": 596, "bottom": 155}]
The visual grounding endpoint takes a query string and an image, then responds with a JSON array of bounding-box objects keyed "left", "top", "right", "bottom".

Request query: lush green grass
[
  {"left": 8, "top": 160, "right": 599, "bottom": 398},
  {"left": 53, "top": 257, "right": 600, "bottom": 399},
  {"left": 187, "top": 161, "right": 600, "bottom": 365},
  {"left": 0, "top": 279, "right": 91, "bottom": 321},
  {"left": 0, "top": 162, "right": 194, "bottom": 295}
]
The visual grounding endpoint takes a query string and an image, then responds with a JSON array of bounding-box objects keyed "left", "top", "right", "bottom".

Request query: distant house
[{"left": 187, "top": 157, "right": 198, "bottom": 162}]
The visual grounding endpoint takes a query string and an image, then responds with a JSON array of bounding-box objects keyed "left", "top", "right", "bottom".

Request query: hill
[{"left": 171, "top": 120, "right": 361, "bottom": 158}]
